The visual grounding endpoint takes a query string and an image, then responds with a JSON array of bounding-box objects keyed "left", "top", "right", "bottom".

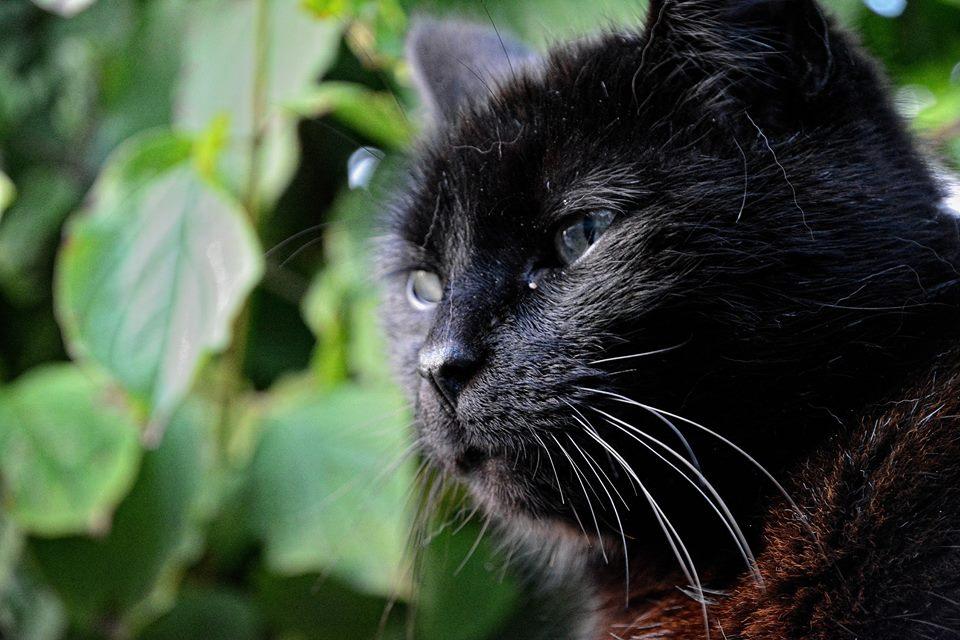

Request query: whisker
[
  {"left": 637, "top": 401, "right": 700, "bottom": 470},
  {"left": 455, "top": 514, "right": 492, "bottom": 575},
  {"left": 573, "top": 421, "right": 711, "bottom": 636},
  {"left": 278, "top": 235, "right": 326, "bottom": 268},
  {"left": 533, "top": 431, "right": 565, "bottom": 504},
  {"left": 563, "top": 402, "right": 631, "bottom": 508},
  {"left": 591, "top": 407, "right": 761, "bottom": 586},
  {"left": 568, "top": 430, "right": 632, "bottom": 606},
  {"left": 578, "top": 385, "right": 836, "bottom": 579},
  {"left": 641, "top": 478, "right": 712, "bottom": 639},
  {"left": 589, "top": 340, "right": 690, "bottom": 365},
  {"left": 551, "top": 433, "right": 609, "bottom": 563},
  {"left": 576, "top": 386, "right": 805, "bottom": 521},
  {"left": 264, "top": 222, "right": 329, "bottom": 260}
]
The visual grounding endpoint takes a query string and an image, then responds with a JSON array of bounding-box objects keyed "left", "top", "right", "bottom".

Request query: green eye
[
  {"left": 555, "top": 209, "right": 615, "bottom": 265},
  {"left": 406, "top": 269, "right": 443, "bottom": 310}
]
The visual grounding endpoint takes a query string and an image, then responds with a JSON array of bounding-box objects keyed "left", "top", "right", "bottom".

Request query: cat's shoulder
[
  {"left": 723, "top": 358, "right": 960, "bottom": 639},
  {"left": 604, "top": 357, "right": 960, "bottom": 640}
]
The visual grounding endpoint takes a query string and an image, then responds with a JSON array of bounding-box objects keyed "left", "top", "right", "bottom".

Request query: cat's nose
[{"left": 417, "top": 341, "right": 481, "bottom": 409}]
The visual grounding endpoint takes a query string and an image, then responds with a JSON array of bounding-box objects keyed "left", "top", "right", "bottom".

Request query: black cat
[{"left": 379, "top": 1, "right": 960, "bottom": 637}]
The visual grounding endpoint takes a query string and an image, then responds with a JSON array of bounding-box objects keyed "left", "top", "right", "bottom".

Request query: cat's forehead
[{"left": 412, "top": 64, "right": 640, "bottom": 224}]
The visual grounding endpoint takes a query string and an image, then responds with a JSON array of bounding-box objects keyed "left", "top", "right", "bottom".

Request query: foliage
[{"left": 0, "top": 0, "right": 957, "bottom": 638}]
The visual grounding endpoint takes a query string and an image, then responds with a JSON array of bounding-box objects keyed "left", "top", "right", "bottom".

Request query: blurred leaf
[
  {"left": 176, "top": 0, "right": 344, "bottom": 208},
  {"left": 138, "top": 586, "right": 264, "bottom": 640},
  {"left": 302, "top": 0, "right": 353, "bottom": 18},
  {"left": 897, "top": 64, "right": 960, "bottom": 131},
  {"left": 246, "top": 376, "right": 413, "bottom": 596},
  {"left": 404, "top": 0, "right": 638, "bottom": 48},
  {"left": 825, "top": 0, "right": 867, "bottom": 24},
  {"left": 255, "top": 572, "right": 405, "bottom": 640},
  {"left": 299, "top": 212, "right": 373, "bottom": 387},
  {"left": 0, "top": 365, "right": 141, "bottom": 536},
  {"left": 31, "top": 0, "right": 98, "bottom": 18},
  {"left": 94, "top": 0, "right": 187, "bottom": 153},
  {"left": 55, "top": 131, "right": 263, "bottom": 430},
  {"left": 30, "top": 400, "right": 215, "bottom": 633},
  {"left": 0, "top": 515, "right": 22, "bottom": 594},
  {"left": 0, "top": 561, "right": 67, "bottom": 640},
  {"left": 303, "top": 267, "right": 352, "bottom": 387},
  {"left": 416, "top": 522, "right": 521, "bottom": 640},
  {"left": 949, "top": 137, "right": 960, "bottom": 168},
  {"left": 302, "top": 172, "right": 395, "bottom": 387},
  {"left": 287, "top": 81, "right": 413, "bottom": 149},
  {"left": 0, "top": 168, "right": 81, "bottom": 306},
  {"left": 0, "top": 170, "right": 13, "bottom": 221}
]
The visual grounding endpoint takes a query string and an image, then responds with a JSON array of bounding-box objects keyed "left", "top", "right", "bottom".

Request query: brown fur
[{"left": 598, "top": 355, "right": 960, "bottom": 639}]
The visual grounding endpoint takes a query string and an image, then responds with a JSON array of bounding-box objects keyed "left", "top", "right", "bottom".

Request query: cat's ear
[
  {"left": 406, "top": 18, "right": 538, "bottom": 123},
  {"left": 641, "top": 0, "right": 849, "bottom": 129}
]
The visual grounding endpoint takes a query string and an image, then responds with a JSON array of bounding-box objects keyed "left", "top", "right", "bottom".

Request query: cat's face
[{"left": 380, "top": 0, "right": 957, "bottom": 554}]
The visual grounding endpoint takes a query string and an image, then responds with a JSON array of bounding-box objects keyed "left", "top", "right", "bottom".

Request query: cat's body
[
  {"left": 597, "top": 357, "right": 960, "bottom": 639},
  {"left": 380, "top": 1, "right": 960, "bottom": 637}
]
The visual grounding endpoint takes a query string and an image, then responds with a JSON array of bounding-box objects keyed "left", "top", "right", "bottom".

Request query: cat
[{"left": 379, "top": 0, "right": 960, "bottom": 637}]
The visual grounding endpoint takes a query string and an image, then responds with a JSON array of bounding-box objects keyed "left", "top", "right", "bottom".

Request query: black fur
[{"left": 379, "top": 0, "right": 960, "bottom": 636}]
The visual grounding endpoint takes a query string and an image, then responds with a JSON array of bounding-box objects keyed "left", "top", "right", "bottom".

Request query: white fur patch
[{"left": 940, "top": 173, "right": 960, "bottom": 218}]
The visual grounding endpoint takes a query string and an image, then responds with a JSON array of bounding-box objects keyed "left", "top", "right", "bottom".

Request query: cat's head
[{"left": 380, "top": 0, "right": 960, "bottom": 560}]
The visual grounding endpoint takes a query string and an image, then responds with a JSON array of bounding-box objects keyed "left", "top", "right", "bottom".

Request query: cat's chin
[
  {"left": 466, "top": 472, "right": 618, "bottom": 574},
  {"left": 458, "top": 456, "right": 614, "bottom": 549},
  {"left": 458, "top": 455, "right": 532, "bottom": 514}
]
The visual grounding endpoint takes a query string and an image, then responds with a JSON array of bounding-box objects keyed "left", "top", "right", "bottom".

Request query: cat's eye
[
  {"left": 406, "top": 269, "right": 443, "bottom": 310},
  {"left": 555, "top": 209, "right": 616, "bottom": 265}
]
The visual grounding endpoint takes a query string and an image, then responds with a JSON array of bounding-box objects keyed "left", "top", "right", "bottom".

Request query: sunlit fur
[{"left": 379, "top": 1, "right": 960, "bottom": 637}]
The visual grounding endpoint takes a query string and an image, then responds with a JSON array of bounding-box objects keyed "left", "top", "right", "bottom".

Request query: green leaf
[
  {"left": 139, "top": 586, "right": 264, "bottom": 640},
  {"left": 245, "top": 377, "right": 414, "bottom": 596},
  {"left": 254, "top": 572, "right": 405, "bottom": 640},
  {"left": 416, "top": 521, "right": 522, "bottom": 640},
  {"left": 301, "top": 170, "right": 397, "bottom": 387},
  {"left": 30, "top": 400, "right": 215, "bottom": 633},
  {"left": 301, "top": 0, "right": 353, "bottom": 19},
  {"left": 0, "top": 562, "right": 67, "bottom": 640},
  {"left": 0, "top": 168, "right": 81, "bottom": 306},
  {"left": 949, "top": 138, "right": 960, "bottom": 169},
  {"left": 287, "top": 81, "right": 413, "bottom": 149},
  {"left": 0, "top": 516, "right": 21, "bottom": 596},
  {"left": 0, "top": 365, "right": 141, "bottom": 536},
  {"left": 175, "top": 0, "right": 344, "bottom": 207},
  {"left": 55, "top": 131, "right": 263, "bottom": 429},
  {"left": 0, "top": 170, "right": 13, "bottom": 222}
]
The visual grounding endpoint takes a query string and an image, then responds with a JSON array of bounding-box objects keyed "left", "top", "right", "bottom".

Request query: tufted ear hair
[
  {"left": 640, "top": 0, "right": 855, "bottom": 131},
  {"left": 406, "top": 18, "right": 539, "bottom": 124}
]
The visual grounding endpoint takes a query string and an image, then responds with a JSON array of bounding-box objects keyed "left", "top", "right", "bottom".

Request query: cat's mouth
[
  {"left": 453, "top": 445, "right": 489, "bottom": 475},
  {"left": 427, "top": 434, "right": 543, "bottom": 516}
]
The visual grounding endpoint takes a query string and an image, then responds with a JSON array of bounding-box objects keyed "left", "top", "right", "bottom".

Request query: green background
[{"left": 0, "top": 0, "right": 958, "bottom": 638}]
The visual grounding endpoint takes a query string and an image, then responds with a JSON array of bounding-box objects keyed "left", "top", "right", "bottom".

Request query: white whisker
[
  {"left": 532, "top": 431, "right": 565, "bottom": 504},
  {"left": 568, "top": 431, "right": 632, "bottom": 606},
  {"left": 573, "top": 421, "right": 711, "bottom": 637},
  {"left": 576, "top": 386, "right": 805, "bottom": 521},
  {"left": 551, "top": 433, "right": 609, "bottom": 563},
  {"left": 591, "top": 406, "right": 761, "bottom": 586},
  {"left": 589, "top": 340, "right": 689, "bottom": 366}
]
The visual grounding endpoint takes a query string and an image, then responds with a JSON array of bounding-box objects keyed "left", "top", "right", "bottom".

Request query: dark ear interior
[{"left": 406, "top": 18, "right": 538, "bottom": 123}]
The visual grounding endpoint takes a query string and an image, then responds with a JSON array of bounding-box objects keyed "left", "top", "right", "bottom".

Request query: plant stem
[{"left": 245, "top": 0, "right": 270, "bottom": 223}]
